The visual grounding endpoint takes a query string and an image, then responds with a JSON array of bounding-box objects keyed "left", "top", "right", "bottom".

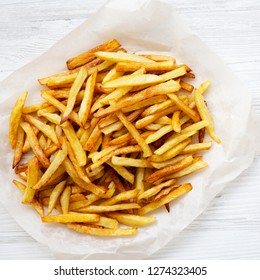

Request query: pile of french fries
[{"left": 9, "top": 39, "right": 220, "bottom": 237}]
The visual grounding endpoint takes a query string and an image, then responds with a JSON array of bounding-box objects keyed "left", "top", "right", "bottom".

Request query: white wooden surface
[{"left": 0, "top": 0, "right": 259, "bottom": 260}]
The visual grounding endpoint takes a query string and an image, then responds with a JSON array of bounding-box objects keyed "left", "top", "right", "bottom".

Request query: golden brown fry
[
  {"left": 100, "top": 189, "right": 139, "bottom": 206},
  {"left": 61, "top": 66, "right": 88, "bottom": 123},
  {"left": 41, "top": 91, "right": 81, "bottom": 126},
  {"left": 78, "top": 203, "right": 140, "bottom": 213},
  {"left": 150, "top": 138, "right": 192, "bottom": 162},
  {"left": 92, "top": 216, "right": 119, "bottom": 229},
  {"left": 144, "top": 155, "right": 193, "bottom": 184},
  {"left": 48, "top": 180, "right": 67, "bottom": 215},
  {"left": 67, "top": 39, "right": 121, "bottom": 70},
  {"left": 9, "top": 91, "right": 28, "bottom": 148},
  {"left": 111, "top": 156, "right": 152, "bottom": 168},
  {"left": 32, "top": 142, "right": 68, "bottom": 190},
  {"left": 22, "top": 157, "right": 38, "bottom": 204},
  {"left": 102, "top": 74, "right": 163, "bottom": 88},
  {"left": 60, "top": 186, "right": 71, "bottom": 214},
  {"left": 138, "top": 183, "right": 192, "bottom": 215},
  {"left": 168, "top": 93, "right": 200, "bottom": 122},
  {"left": 20, "top": 122, "right": 50, "bottom": 168},
  {"left": 116, "top": 110, "right": 152, "bottom": 157},
  {"left": 116, "top": 60, "right": 175, "bottom": 72},
  {"left": 180, "top": 142, "right": 212, "bottom": 154},
  {"left": 78, "top": 69, "right": 97, "bottom": 126},
  {"left": 62, "top": 157, "right": 105, "bottom": 196},
  {"left": 194, "top": 88, "right": 221, "bottom": 143},
  {"left": 94, "top": 80, "right": 180, "bottom": 118},
  {"left": 107, "top": 212, "right": 156, "bottom": 227},
  {"left": 95, "top": 51, "right": 153, "bottom": 63},
  {"left": 61, "top": 121, "right": 87, "bottom": 166},
  {"left": 12, "top": 126, "right": 25, "bottom": 168},
  {"left": 42, "top": 213, "right": 99, "bottom": 223},
  {"left": 23, "top": 114, "right": 60, "bottom": 147},
  {"left": 172, "top": 110, "right": 181, "bottom": 133},
  {"left": 67, "top": 223, "right": 137, "bottom": 236}
]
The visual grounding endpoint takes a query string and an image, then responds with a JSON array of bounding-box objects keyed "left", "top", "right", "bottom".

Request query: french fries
[{"left": 9, "top": 39, "right": 220, "bottom": 237}]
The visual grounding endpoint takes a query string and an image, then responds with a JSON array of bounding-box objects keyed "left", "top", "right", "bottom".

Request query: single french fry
[
  {"left": 20, "top": 122, "right": 50, "bottom": 168},
  {"left": 180, "top": 142, "right": 212, "bottom": 154},
  {"left": 61, "top": 66, "right": 88, "bottom": 123},
  {"left": 107, "top": 212, "right": 156, "bottom": 227},
  {"left": 151, "top": 138, "right": 192, "bottom": 163},
  {"left": 160, "top": 66, "right": 187, "bottom": 81},
  {"left": 47, "top": 180, "right": 67, "bottom": 215},
  {"left": 154, "top": 130, "right": 196, "bottom": 155},
  {"left": 122, "top": 95, "right": 167, "bottom": 113},
  {"left": 144, "top": 155, "right": 193, "bottom": 183},
  {"left": 138, "top": 183, "right": 192, "bottom": 215},
  {"left": 172, "top": 110, "right": 181, "bottom": 133},
  {"left": 67, "top": 39, "right": 121, "bottom": 69},
  {"left": 102, "top": 66, "right": 124, "bottom": 84},
  {"left": 95, "top": 51, "right": 153, "bottom": 63},
  {"left": 111, "top": 156, "right": 152, "bottom": 168},
  {"left": 168, "top": 93, "right": 200, "bottom": 122},
  {"left": 107, "top": 161, "right": 135, "bottom": 184},
  {"left": 41, "top": 112, "right": 61, "bottom": 125},
  {"left": 156, "top": 159, "right": 208, "bottom": 184},
  {"left": 61, "top": 121, "right": 87, "bottom": 166},
  {"left": 138, "top": 179, "right": 177, "bottom": 201},
  {"left": 9, "top": 91, "right": 28, "bottom": 148},
  {"left": 194, "top": 88, "right": 221, "bottom": 143},
  {"left": 91, "top": 216, "right": 119, "bottom": 229},
  {"left": 22, "top": 157, "right": 38, "bottom": 204},
  {"left": 83, "top": 122, "right": 102, "bottom": 152},
  {"left": 32, "top": 142, "right": 68, "bottom": 190},
  {"left": 141, "top": 99, "right": 175, "bottom": 117},
  {"left": 150, "top": 155, "right": 186, "bottom": 169},
  {"left": 23, "top": 102, "right": 49, "bottom": 114},
  {"left": 62, "top": 137, "right": 91, "bottom": 183},
  {"left": 116, "top": 110, "right": 152, "bottom": 157},
  {"left": 180, "top": 81, "right": 194, "bottom": 92},
  {"left": 116, "top": 60, "right": 175, "bottom": 72},
  {"left": 102, "top": 74, "right": 163, "bottom": 88},
  {"left": 12, "top": 126, "right": 25, "bottom": 168},
  {"left": 78, "top": 69, "right": 97, "bottom": 126},
  {"left": 42, "top": 213, "right": 99, "bottom": 223},
  {"left": 78, "top": 203, "right": 140, "bottom": 213},
  {"left": 67, "top": 223, "right": 137, "bottom": 236},
  {"left": 145, "top": 125, "right": 173, "bottom": 144},
  {"left": 60, "top": 186, "right": 71, "bottom": 214},
  {"left": 100, "top": 189, "right": 139, "bottom": 206}
]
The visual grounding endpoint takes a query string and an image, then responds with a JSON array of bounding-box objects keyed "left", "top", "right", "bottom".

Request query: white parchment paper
[{"left": 0, "top": 0, "right": 259, "bottom": 259}]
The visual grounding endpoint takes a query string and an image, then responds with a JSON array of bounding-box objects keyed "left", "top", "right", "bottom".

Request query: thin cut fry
[
  {"left": 32, "top": 142, "right": 68, "bottom": 190},
  {"left": 138, "top": 183, "right": 192, "bottom": 215},
  {"left": 20, "top": 122, "right": 50, "bottom": 168},
  {"left": 67, "top": 223, "right": 137, "bottom": 236},
  {"left": 12, "top": 126, "right": 25, "bottom": 168},
  {"left": 61, "top": 66, "right": 88, "bottom": 123},
  {"left": 22, "top": 157, "right": 38, "bottom": 204},
  {"left": 42, "top": 213, "right": 99, "bottom": 223},
  {"left": 78, "top": 69, "right": 97, "bottom": 126},
  {"left": 9, "top": 91, "right": 28, "bottom": 148}
]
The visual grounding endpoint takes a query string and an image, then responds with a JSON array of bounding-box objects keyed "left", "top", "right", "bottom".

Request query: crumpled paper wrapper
[{"left": 0, "top": 0, "right": 259, "bottom": 259}]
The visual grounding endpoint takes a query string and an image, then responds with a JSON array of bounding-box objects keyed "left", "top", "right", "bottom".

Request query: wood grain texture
[{"left": 0, "top": 0, "right": 259, "bottom": 260}]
